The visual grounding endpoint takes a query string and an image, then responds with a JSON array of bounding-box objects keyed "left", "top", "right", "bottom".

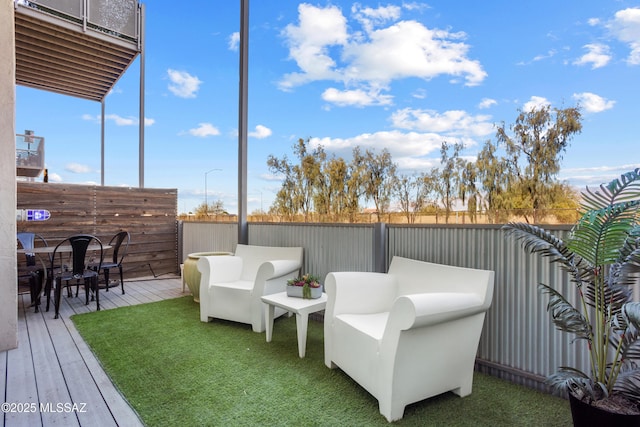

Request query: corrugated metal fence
[{"left": 181, "top": 221, "right": 602, "bottom": 392}]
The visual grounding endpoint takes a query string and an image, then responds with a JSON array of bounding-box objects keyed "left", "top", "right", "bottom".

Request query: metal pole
[
  {"left": 138, "top": 3, "right": 146, "bottom": 188},
  {"left": 205, "top": 169, "right": 221, "bottom": 216},
  {"left": 373, "top": 222, "right": 388, "bottom": 273},
  {"left": 237, "top": 0, "right": 249, "bottom": 244},
  {"left": 100, "top": 100, "right": 105, "bottom": 186}
]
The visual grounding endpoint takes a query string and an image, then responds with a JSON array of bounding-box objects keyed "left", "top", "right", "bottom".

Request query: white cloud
[
  {"left": 279, "top": 4, "right": 486, "bottom": 104},
  {"left": 352, "top": 4, "right": 401, "bottom": 33},
  {"left": 607, "top": 7, "right": 640, "bottom": 65},
  {"left": 65, "top": 163, "right": 92, "bottom": 174},
  {"left": 533, "top": 49, "right": 557, "bottom": 62},
  {"left": 279, "top": 4, "right": 348, "bottom": 90},
  {"left": 478, "top": 98, "right": 497, "bottom": 109},
  {"left": 107, "top": 86, "right": 123, "bottom": 96},
  {"left": 572, "top": 92, "right": 615, "bottom": 113},
  {"left": 573, "top": 43, "right": 611, "bottom": 69},
  {"left": 393, "top": 156, "right": 440, "bottom": 171},
  {"left": 342, "top": 21, "right": 486, "bottom": 85},
  {"left": 260, "top": 172, "right": 285, "bottom": 182},
  {"left": 311, "top": 130, "right": 445, "bottom": 159},
  {"left": 412, "top": 88, "right": 427, "bottom": 99},
  {"left": 105, "top": 114, "right": 136, "bottom": 126},
  {"left": 391, "top": 108, "right": 494, "bottom": 137},
  {"left": 402, "top": 2, "right": 431, "bottom": 13},
  {"left": 229, "top": 32, "right": 240, "bottom": 51},
  {"left": 249, "top": 125, "right": 272, "bottom": 139},
  {"left": 82, "top": 114, "right": 154, "bottom": 126},
  {"left": 188, "top": 123, "right": 220, "bottom": 138},
  {"left": 167, "top": 69, "right": 202, "bottom": 98},
  {"left": 523, "top": 96, "right": 551, "bottom": 112},
  {"left": 560, "top": 163, "right": 640, "bottom": 187},
  {"left": 321, "top": 87, "right": 393, "bottom": 107},
  {"left": 47, "top": 172, "right": 62, "bottom": 182}
]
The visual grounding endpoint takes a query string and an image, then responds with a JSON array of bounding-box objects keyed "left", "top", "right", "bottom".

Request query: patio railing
[
  {"left": 180, "top": 220, "right": 610, "bottom": 393},
  {"left": 18, "top": 0, "right": 140, "bottom": 41}
]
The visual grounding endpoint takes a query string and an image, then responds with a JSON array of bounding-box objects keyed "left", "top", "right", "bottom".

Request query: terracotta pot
[
  {"left": 183, "top": 251, "right": 232, "bottom": 302},
  {"left": 568, "top": 391, "right": 640, "bottom": 427}
]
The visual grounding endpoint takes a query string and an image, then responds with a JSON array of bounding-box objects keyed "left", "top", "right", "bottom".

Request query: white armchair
[
  {"left": 324, "top": 256, "right": 494, "bottom": 422},
  {"left": 197, "top": 244, "right": 303, "bottom": 332}
]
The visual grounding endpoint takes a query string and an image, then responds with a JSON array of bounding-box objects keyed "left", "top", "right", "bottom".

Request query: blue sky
[{"left": 15, "top": 1, "right": 640, "bottom": 214}]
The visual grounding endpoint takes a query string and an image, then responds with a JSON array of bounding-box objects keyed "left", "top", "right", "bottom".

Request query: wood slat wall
[{"left": 17, "top": 182, "right": 178, "bottom": 279}]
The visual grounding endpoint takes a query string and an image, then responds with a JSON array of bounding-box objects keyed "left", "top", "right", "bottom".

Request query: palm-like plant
[{"left": 503, "top": 168, "right": 640, "bottom": 412}]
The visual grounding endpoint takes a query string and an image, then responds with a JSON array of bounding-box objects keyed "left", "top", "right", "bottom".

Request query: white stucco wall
[{"left": 0, "top": 0, "right": 18, "bottom": 351}]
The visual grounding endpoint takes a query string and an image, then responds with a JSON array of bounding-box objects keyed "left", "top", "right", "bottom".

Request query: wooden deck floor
[{"left": 2, "top": 276, "right": 185, "bottom": 427}]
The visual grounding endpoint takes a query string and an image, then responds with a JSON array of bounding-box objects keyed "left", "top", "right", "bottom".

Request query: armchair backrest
[
  {"left": 388, "top": 256, "right": 494, "bottom": 308},
  {"left": 234, "top": 244, "right": 303, "bottom": 281}
]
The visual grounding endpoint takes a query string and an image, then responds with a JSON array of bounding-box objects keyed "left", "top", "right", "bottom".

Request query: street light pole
[{"left": 204, "top": 168, "right": 221, "bottom": 216}]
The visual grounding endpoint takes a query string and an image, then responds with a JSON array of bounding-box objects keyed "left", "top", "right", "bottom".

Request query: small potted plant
[
  {"left": 286, "top": 273, "right": 322, "bottom": 299},
  {"left": 503, "top": 168, "right": 640, "bottom": 425}
]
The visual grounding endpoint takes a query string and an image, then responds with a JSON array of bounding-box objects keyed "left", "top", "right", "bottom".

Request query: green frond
[
  {"left": 568, "top": 201, "right": 640, "bottom": 267},
  {"left": 583, "top": 277, "right": 629, "bottom": 314},
  {"left": 580, "top": 168, "right": 640, "bottom": 211},
  {"left": 623, "top": 302, "right": 640, "bottom": 331},
  {"left": 539, "top": 283, "right": 591, "bottom": 338},
  {"left": 502, "top": 222, "right": 573, "bottom": 263},
  {"left": 620, "top": 245, "right": 640, "bottom": 282},
  {"left": 547, "top": 367, "right": 592, "bottom": 395},
  {"left": 613, "top": 369, "right": 640, "bottom": 403}
]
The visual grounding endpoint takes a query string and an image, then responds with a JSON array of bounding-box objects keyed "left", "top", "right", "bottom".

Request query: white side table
[{"left": 261, "top": 292, "right": 327, "bottom": 358}]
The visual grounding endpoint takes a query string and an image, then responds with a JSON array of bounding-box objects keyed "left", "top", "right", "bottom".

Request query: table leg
[
  {"left": 295, "top": 312, "right": 309, "bottom": 358},
  {"left": 265, "top": 304, "right": 275, "bottom": 342}
]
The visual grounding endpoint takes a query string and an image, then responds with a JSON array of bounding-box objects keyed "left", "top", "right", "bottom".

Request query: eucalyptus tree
[
  {"left": 475, "top": 140, "right": 510, "bottom": 223},
  {"left": 394, "top": 173, "right": 424, "bottom": 223},
  {"left": 421, "top": 170, "right": 441, "bottom": 211},
  {"left": 458, "top": 160, "right": 480, "bottom": 223},
  {"left": 267, "top": 138, "right": 325, "bottom": 221},
  {"left": 363, "top": 148, "right": 397, "bottom": 222},
  {"left": 436, "top": 141, "right": 463, "bottom": 223},
  {"left": 345, "top": 147, "right": 368, "bottom": 222},
  {"left": 267, "top": 154, "right": 298, "bottom": 219},
  {"left": 496, "top": 105, "right": 582, "bottom": 223},
  {"left": 194, "top": 200, "right": 227, "bottom": 217},
  {"left": 315, "top": 155, "right": 349, "bottom": 221}
]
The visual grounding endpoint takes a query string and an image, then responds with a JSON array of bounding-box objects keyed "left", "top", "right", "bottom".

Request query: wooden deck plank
[
  {"left": 2, "top": 276, "right": 182, "bottom": 427},
  {"left": 4, "top": 296, "right": 42, "bottom": 427},
  {"left": 44, "top": 304, "right": 116, "bottom": 426},
  {"left": 60, "top": 317, "right": 144, "bottom": 427},
  {"left": 25, "top": 298, "right": 79, "bottom": 427}
]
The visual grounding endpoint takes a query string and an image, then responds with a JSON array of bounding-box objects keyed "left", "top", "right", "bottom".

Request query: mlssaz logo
[{"left": 17, "top": 209, "right": 51, "bottom": 221}]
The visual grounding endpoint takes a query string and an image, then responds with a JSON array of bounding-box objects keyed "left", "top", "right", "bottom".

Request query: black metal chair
[
  {"left": 51, "top": 234, "right": 104, "bottom": 319},
  {"left": 16, "top": 232, "right": 48, "bottom": 312},
  {"left": 93, "top": 231, "right": 130, "bottom": 294}
]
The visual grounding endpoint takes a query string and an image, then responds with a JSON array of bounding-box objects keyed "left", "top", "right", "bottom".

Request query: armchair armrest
[
  {"left": 325, "top": 272, "right": 397, "bottom": 317},
  {"left": 387, "top": 292, "right": 486, "bottom": 332},
  {"left": 256, "top": 259, "right": 301, "bottom": 282},
  {"left": 254, "top": 259, "right": 302, "bottom": 296}
]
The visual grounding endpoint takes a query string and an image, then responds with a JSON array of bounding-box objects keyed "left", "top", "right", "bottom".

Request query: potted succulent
[
  {"left": 503, "top": 168, "right": 640, "bottom": 424},
  {"left": 286, "top": 273, "right": 322, "bottom": 299}
]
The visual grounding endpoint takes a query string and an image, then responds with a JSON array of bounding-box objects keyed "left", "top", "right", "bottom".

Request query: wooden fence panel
[{"left": 17, "top": 182, "right": 178, "bottom": 279}]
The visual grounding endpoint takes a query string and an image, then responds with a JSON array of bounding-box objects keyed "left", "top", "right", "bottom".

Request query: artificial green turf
[{"left": 72, "top": 297, "right": 571, "bottom": 426}]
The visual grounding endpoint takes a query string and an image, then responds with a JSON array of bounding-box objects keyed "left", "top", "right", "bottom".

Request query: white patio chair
[
  {"left": 197, "top": 244, "right": 303, "bottom": 332},
  {"left": 324, "top": 256, "right": 495, "bottom": 422}
]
